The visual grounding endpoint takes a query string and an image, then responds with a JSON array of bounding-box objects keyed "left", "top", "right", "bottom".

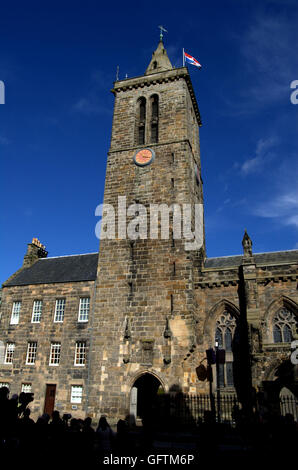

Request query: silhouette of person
[
  {"left": 82, "top": 417, "right": 95, "bottom": 433},
  {"left": 96, "top": 416, "right": 115, "bottom": 456},
  {"left": 116, "top": 419, "right": 130, "bottom": 455}
]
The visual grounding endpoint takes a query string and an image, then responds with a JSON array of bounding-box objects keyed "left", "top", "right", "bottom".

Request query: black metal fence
[
  {"left": 156, "top": 393, "right": 240, "bottom": 427},
  {"left": 155, "top": 393, "right": 298, "bottom": 428}
]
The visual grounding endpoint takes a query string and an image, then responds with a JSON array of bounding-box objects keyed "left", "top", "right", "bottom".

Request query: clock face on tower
[{"left": 133, "top": 148, "right": 155, "bottom": 167}]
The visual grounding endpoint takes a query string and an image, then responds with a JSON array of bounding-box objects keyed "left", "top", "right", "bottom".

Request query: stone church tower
[{"left": 87, "top": 40, "right": 205, "bottom": 419}]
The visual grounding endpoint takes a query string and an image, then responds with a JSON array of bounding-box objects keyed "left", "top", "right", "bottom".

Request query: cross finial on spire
[{"left": 158, "top": 25, "right": 168, "bottom": 41}]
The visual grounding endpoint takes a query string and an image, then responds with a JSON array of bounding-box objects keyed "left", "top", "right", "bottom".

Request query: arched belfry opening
[
  {"left": 150, "top": 94, "right": 159, "bottom": 143},
  {"left": 130, "top": 373, "right": 164, "bottom": 421},
  {"left": 136, "top": 97, "right": 146, "bottom": 145}
]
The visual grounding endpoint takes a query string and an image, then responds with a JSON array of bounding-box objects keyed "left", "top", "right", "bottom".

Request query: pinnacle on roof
[
  {"left": 242, "top": 229, "right": 253, "bottom": 258},
  {"left": 145, "top": 40, "right": 173, "bottom": 75}
]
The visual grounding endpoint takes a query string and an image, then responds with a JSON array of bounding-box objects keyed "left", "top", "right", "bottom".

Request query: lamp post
[
  {"left": 215, "top": 341, "right": 221, "bottom": 423},
  {"left": 206, "top": 345, "right": 225, "bottom": 423},
  {"left": 206, "top": 347, "right": 216, "bottom": 421}
]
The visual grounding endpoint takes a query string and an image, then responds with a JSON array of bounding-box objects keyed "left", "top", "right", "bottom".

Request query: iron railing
[
  {"left": 156, "top": 393, "right": 240, "bottom": 427},
  {"left": 155, "top": 393, "right": 298, "bottom": 427}
]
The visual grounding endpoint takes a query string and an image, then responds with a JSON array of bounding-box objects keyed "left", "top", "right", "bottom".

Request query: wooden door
[{"left": 44, "top": 384, "right": 56, "bottom": 416}]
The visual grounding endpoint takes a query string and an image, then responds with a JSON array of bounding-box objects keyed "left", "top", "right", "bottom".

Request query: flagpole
[{"left": 182, "top": 48, "right": 185, "bottom": 67}]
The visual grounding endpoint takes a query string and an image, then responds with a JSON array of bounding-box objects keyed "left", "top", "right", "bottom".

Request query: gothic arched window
[
  {"left": 273, "top": 308, "right": 297, "bottom": 343},
  {"left": 150, "top": 94, "right": 159, "bottom": 143},
  {"left": 137, "top": 97, "right": 146, "bottom": 145},
  {"left": 215, "top": 311, "right": 237, "bottom": 388}
]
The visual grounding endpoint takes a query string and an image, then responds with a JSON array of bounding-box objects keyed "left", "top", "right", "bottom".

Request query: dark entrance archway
[
  {"left": 261, "top": 359, "right": 298, "bottom": 419},
  {"left": 130, "top": 373, "right": 164, "bottom": 421}
]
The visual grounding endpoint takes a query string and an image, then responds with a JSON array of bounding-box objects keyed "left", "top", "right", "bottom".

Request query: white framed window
[
  {"left": 54, "top": 299, "right": 65, "bottom": 323},
  {"left": 49, "top": 342, "right": 61, "bottom": 366},
  {"left": 74, "top": 341, "right": 86, "bottom": 366},
  {"left": 10, "top": 301, "right": 21, "bottom": 325},
  {"left": 71, "top": 385, "right": 83, "bottom": 403},
  {"left": 21, "top": 383, "right": 32, "bottom": 393},
  {"left": 31, "top": 300, "right": 43, "bottom": 323},
  {"left": 26, "top": 342, "right": 37, "bottom": 365},
  {"left": 4, "top": 343, "right": 15, "bottom": 364},
  {"left": 78, "top": 297, "right": 90, "bottom": 323}
]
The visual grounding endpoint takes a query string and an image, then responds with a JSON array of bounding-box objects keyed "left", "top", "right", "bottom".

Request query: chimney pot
[{"left": 23, "top": 237, "right": 48, "bottom": 268}]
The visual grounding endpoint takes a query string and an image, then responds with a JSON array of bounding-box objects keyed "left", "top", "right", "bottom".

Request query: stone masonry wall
[
  {"left": 87, "top": 68, "right": 204, "bottom": 420},
  {"left": 188, "top": 260, "right": 298, "bottom": 399},
  {"left": 0, "top": 280, "right": 95, "bottom": 420}
]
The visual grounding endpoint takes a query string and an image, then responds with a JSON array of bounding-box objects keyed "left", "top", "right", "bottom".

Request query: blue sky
[{"left": 1, "top": 0, "right": 298, "bottom": 284}]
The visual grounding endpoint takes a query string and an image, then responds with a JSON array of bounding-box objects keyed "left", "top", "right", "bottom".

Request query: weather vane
[{"left": 158, "top": 25, "right": 168, "bottom": 41}]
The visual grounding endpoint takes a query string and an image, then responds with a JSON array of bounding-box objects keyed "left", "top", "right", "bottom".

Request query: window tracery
[{"left": 273, "top": 308, "right": 296, "bottom": 343}]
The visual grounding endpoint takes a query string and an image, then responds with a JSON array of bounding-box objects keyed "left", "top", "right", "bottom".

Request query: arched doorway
[
  {"left": 130, "top": 373, "right": 164, "bottom": 421},
  {"left": 261, "top": 359, "right": 298, "bottom": 420}
]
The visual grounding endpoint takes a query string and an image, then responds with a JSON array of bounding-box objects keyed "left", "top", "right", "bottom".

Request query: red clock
[{"left": 133, "top": 148, "right": 155, "bottom": 166}]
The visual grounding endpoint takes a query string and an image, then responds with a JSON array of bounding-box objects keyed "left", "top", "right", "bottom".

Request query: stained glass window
[
  {"left": 214, "top": 311, "right": 237, "bottom": 388},
  {"left": 273, "top": 308, "right": 296, "bottom": 343}
]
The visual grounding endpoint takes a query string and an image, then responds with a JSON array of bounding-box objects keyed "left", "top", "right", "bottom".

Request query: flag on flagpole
[{"left": 184, "top": 51, "right": 202, "bottom": 68}]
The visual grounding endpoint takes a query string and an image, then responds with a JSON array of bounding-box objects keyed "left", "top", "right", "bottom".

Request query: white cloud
[
  {"left": 285, "top": 215, "right": 298, "bottom": 227},
  {"left": 241, "top": 157, "right": 259, "bottom": 174},
  {"left": 254, "top": 188, "right": 298, "bottom": 229},
  {"left": 241, "top": 137, "right": 278, "bottom": 175}
]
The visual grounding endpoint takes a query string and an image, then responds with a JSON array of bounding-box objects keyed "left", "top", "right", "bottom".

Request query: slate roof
[
  {"left": 3, "top": 249, "right": 298, "bottom": 287},
  {"left": 204, "top": 250, "right": 298, "bottom": 269},
  {"left": 4, "top": 253, "right": 99, "bottom": 286}
]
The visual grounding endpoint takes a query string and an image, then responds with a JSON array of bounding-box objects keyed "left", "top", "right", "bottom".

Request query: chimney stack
[{"left": 23, "top": 237, "right": 48, "bottom": 268}]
